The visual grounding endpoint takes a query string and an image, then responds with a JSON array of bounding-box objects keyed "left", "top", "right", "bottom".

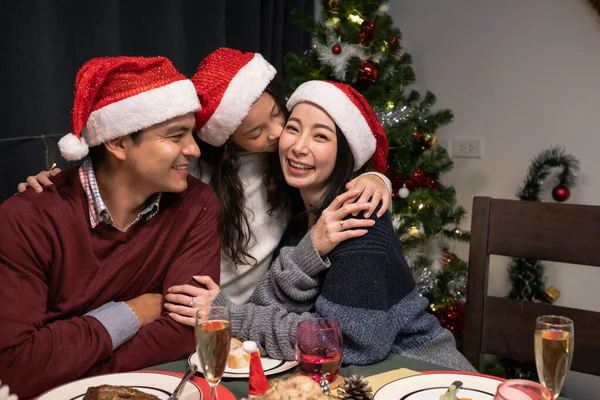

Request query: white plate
[
  {"left": 37, "top": 371, "right": 202, "bottom": 400},
  {"left": 188, "top": 351, "right": 297, "bottom": 379},
  {"left": 374, "top": 371, "right": 503, "bottom": 400}
]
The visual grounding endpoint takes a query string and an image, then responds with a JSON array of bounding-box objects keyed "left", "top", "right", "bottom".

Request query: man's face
[{"left": 123, "top": 112, "right": 199, "bottom": 194}]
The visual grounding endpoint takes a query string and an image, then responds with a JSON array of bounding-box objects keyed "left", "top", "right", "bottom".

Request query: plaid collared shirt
[{"left": 79, "top": 159, "right": 161, "bottom": 231}]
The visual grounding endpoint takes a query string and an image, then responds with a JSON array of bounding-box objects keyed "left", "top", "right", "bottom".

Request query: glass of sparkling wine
[
  {"left": 295, "top": 318, "right": 343, "bottom": 383},
  {"left": 534, "top": 315, "right": 574, "bottom": 399},
  {"left": 196, "top": 306, "right": 232, "bottom": 400}
]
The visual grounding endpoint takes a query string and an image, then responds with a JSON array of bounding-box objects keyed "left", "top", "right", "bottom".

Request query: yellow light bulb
[
  {"left": 386, "top": 101, "right": 394, "bottom": 111},
  {"left": 418, "top": 204, "right": 424, "bottom": 210},
  {"left": 348, "top": 14, "right": 364, "bottom": 24}
]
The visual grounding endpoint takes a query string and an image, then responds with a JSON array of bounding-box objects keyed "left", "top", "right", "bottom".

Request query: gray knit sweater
[{"left": 214, "top": 211, "right": 474, "bottom": 372}]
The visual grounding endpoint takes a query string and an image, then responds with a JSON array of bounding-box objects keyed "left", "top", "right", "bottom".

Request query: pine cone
[{"left": 337, "top": 375, "right": 373, "bottom": 400}]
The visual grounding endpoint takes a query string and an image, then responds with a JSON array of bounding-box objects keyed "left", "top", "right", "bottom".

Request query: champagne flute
[
  {"left": 195, "top": 306, "right": 232, "bottom": 400},
  {"left": 494, "top": 379, "right": 552, "bottom": 400},
  {"left": 534, "top": 315, "right": 574, "bottom": 399},
  {"left": 295, "top": 318, "right": 343, "bottom": 384}
]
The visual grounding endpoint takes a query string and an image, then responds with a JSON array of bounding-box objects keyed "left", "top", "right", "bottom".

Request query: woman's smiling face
[{"left": 278, "top": 102, "right": 338, "bottom": 194}]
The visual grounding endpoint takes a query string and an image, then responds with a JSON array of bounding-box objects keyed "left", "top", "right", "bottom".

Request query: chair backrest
[{"left": 463, "top": 197, "right": 600, "bottom": 376}]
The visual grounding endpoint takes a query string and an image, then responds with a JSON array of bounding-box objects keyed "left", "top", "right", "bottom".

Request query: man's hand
[{"left": 125, "top": 293, "right": 163, "bottom": 327}]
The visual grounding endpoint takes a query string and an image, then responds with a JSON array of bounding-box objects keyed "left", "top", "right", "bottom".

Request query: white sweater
[{"left": 189, "top": 153, "right": 290, "bottom": 304}]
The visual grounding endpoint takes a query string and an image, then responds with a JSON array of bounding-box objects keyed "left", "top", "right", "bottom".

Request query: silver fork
[{"left": 167, "top": 363, "right": 198, "bottom": 400}]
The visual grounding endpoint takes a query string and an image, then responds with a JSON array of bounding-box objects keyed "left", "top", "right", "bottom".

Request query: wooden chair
[{"left": 463, "top": 197, "right": 600, "bottom": 376}]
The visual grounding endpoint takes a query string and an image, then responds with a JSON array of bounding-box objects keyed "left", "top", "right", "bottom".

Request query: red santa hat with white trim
[
  {"left": 191, "top": 47, "right": 276, "bottom": 146},
  {"left": 58, "top": 56, "right": 200, "bottom": 161},
  {"left": 242, "top": 341, "right": 270, "bottom": 397},
  {"left": 286, "top": 80, "right": 389, "bottom": 174}
]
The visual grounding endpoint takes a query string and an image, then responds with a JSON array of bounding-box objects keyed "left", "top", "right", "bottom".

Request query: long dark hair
[
  {"left": 196, "top": 79, "right": 291, "bottom": 266},
  {"left": 272, "top": 123, "right": 356, "bottom": 219},
  {"left": 311, "top": 126, "right": 355, "bottom": 215}
]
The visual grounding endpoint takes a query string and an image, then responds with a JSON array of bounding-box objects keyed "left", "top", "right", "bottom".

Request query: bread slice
[
  {"left": 83, "top": 385, "right": 160, "bottom": 400},
  {"left": 227, "top": 338, "right": 252, "bottom": 369}
]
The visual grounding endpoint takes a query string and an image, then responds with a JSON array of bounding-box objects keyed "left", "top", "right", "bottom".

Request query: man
[{"left": 0, "top": 56, "right": 220, "bottom": 397}]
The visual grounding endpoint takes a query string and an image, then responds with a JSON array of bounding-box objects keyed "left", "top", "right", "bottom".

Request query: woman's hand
[
  {"left": 164, "top": 275, "right": 220, "bottom": 327},
  {"left": 17, "top": 168, "right": 62, "bottom": 193},
  {"left": 345, "top": 174, "right": 391, "bottom": 218},
  {"left": 312, "top": 189, "right": 376, "bottom": 256}
]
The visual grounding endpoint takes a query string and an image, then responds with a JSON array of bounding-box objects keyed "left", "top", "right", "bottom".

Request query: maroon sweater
[{"left": 0, "top": 168, "right": 220, "bottom": 398}]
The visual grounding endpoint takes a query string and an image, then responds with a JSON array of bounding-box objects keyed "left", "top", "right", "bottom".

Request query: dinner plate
[
  {"left": 374, "top": 371, "right": 503, "bottom": 400},
  {"left": 36, "top": 371, "right": 202, "bottom": 399},
  {"left": 188, "top": 351, "right": 296, "bottom": 379}
]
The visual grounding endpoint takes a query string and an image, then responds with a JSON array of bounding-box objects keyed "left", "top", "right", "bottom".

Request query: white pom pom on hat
[
  {"left": 58, "top": 132, "right": 89, "bottom": 161},
  {"left": 242, "top": 340, "right": 258, "bottom": 354}
]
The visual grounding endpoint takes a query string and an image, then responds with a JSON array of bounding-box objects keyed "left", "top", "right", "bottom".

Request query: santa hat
[
  {"left": 191, "top": 48, "right": 276, "bottom": 146},
  {"left": 243, "top": 341, "right": 269, "bottom": 397},
  {"left": 58, "top": 56, "right": 200, "bottom": 161},
  {"left": 286, "top": 80, "right": 389, "bottom": 174}
]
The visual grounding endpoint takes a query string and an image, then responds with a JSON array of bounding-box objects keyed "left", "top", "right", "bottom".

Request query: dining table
[{"left": 149, "top": 353, "right": 571, "bottom": 399}]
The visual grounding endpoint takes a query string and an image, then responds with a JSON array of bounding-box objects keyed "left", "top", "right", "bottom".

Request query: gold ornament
[
  {"left": 412, "top": 131, "right": 438, "bottom": 150},
  {"left": 545, "top": 287, "right": 561, "bottom": 303},
  {"left": 420, "top": 132, "right": 438, "bottom": 150}
]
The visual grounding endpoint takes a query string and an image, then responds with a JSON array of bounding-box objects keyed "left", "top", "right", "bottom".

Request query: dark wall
[{"left": 0, "top": 0, "right": 313, "bottom": 201}]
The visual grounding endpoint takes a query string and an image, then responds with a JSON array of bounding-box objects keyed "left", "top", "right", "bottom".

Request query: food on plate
[
  {"left": 228, "top": 338, "right": 252, "bottom": 369},
  {"left": 82, "top": 385, "right": 160, "bottom": 400},
  {"left": 242, "top": 375, "right": 329, "bottom": 400},
  {"left": 439, "top": 380, "right": 471, "bottom": 400}
]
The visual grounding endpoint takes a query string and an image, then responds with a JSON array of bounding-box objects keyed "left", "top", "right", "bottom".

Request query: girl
[
  {"left": 17, "top": 48, "right": 392, "bottom": 306},
  {"left": 169, "top": 80, "right": 474, "bottom": 371}
]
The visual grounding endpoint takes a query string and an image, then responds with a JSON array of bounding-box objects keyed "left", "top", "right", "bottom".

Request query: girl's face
[
  {"left": 278, "top": 102, "right": 338, "bottom": 194},
  {"left": 229, "top": 92, "right": 285, "bottom": 153}
]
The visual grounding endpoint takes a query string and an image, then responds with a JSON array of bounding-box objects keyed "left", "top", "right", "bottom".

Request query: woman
[
  {"left": 168, "top": 80, "right": 474, "bottom": 371},
  {"left": 17, "top": 48, "right": 392, "bottom": 307}
]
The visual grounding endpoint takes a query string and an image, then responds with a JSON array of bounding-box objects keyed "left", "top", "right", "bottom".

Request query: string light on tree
[{"left": 348, "top": 14, "right": 364, "bottom": 24}]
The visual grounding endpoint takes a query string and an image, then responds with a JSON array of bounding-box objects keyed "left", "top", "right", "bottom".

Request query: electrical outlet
[{"left": 451, "top": 138, "right": 482, "bottom": 158}]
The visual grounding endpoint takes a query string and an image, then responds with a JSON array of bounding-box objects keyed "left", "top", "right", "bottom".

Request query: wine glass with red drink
[{"left": 295, "top": 318, "right": 343, "bottom": 383}]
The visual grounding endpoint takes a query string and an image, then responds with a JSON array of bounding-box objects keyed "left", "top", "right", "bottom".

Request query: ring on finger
[
  {"left": 187, "top": 297, "right": 194, "bottom": 307},
  {"left": 340, "top": 220, "right": 345, "bottom": 229}
]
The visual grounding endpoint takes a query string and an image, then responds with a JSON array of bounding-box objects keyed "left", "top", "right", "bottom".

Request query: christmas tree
[{"left": 284, "top": 0, "right": 470, "bottom": 340}]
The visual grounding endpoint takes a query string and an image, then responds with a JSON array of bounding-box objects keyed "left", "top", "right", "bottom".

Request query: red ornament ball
[
  {"left": 331, "top": 43, "right": 342, "bottom": 55},
  {"left": 359, "top": 59, "right": 379, "bottom": 82},
  {"left": 552, "top": 185, "right": 570, "bottom": 202},
  {"left": 389, "top": 34, "right": 399, "bottom": 46}
]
